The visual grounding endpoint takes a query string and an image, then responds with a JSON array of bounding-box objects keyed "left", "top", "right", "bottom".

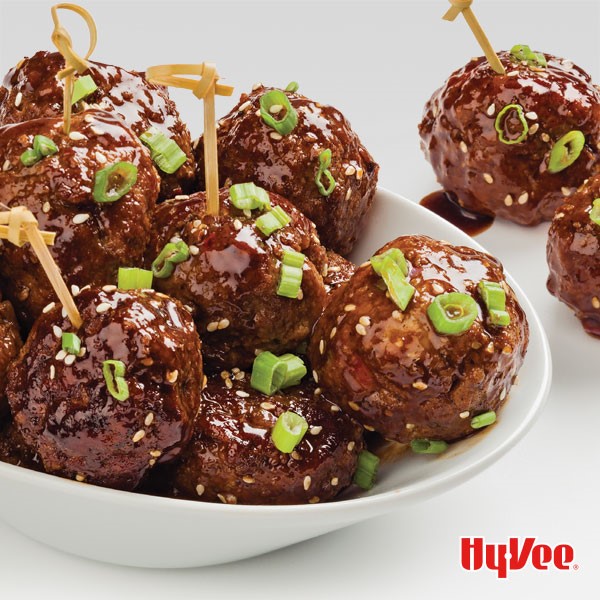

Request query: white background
[{"left": 1, "top": 0, "right": 599, "bottom": 597}]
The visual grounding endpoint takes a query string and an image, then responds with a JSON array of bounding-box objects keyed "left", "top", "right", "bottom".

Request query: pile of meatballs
[
  {"left": 420, "top": 45, "right": 600, "bottom": 336},
  {"left": 0, "top": 48, "right": 529, "bottom": 506}
]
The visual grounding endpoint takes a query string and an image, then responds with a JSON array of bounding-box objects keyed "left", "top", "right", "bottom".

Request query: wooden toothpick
[
  {"left": 51, "top": 3, "right": 98, "bottom": 134},
  {"left": 146, "top": 63, "right": 234, "bottom": 216},
  {"left": 2, "top": 206, "right": 82, "bottom": 328},
  {"left": 443, "top": 0, "right": 506, "bottom": 75}
]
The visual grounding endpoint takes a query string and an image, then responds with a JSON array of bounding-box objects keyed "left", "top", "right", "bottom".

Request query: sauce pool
[{"left": 419, "top": 191, "right": 494, "bottom": 237}]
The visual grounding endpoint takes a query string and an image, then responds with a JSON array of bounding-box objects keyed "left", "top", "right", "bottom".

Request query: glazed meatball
[
  {"left": 6, "top": 288, "right": 203, "bottom": 491},
  {"left": 196, "top": 85, "right": 379, "bottom": 255},
  {"left": 147, "top": 187, "right": 328, "bottom": 370},
  {"left": 172, "top": 376, "right": 364, "bottom": 505},
  {"left": 324, "top": 250, "right": 356, "bottom": 296},
  {"left": 419, "top": 50, "right": 600, "bottom": 225},
  {"left": 0, "top": 51, "right": 196, "bottom": 198},
  {"left": 0, "top": 110, "right": 159, "bottom": 327},
  {"left": 308, "top": 235, "right": 529, "bottom": 443},
  {"left": 0, "top": 296, "right": 21, "bottom": 416},
  {"left": 547, "top": 175, "right": 600, "bottom": 336}
]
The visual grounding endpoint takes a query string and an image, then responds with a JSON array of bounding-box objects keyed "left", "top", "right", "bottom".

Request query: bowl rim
[{"left": 0, "top": 187, "right": 552, "bottom": 516}]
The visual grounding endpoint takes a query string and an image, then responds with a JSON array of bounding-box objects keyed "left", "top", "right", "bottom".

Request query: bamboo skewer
[
  {"left": 146, "top": 62, "right": 234, "bottom": 216},
  {"left": 443, "top": 0, "right": 506, "bottom": 75},
  {"left": 50, "top": 3, "right": 98, "bottom": 134}
]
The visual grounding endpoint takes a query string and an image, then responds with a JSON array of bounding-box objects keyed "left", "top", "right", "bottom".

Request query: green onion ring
[
  {"left": 102, "top": 359, "right": 130, "bottom": 402},
  {"left": 410, "top": 439, "right": 448, "bottom": 454},
  {"left": 590, "top": 198, "right": 600, "bottom": 226},
  {"left": 93, "top": 162, "right": 138, "bottom": 203},
  {"left": 353, "top": 450, "right": 380, "bottom": 490},
  {"left": 151, "top": 241, "right": 190, "bottom": 279},
  {"left": 271, "top": 411, "right": 309, "bottom": 454},
  {"left": 259, "top": 90, "right": 298, "bottom": 136},
  {"left": 494, "top": 104, "right": 529, "bottom": 145},
  {"left": 427, "top": 292, "right": 479, "bottom": 336},
  {"left": 547, "top": 130, "right": 586, "bottom": 174}
]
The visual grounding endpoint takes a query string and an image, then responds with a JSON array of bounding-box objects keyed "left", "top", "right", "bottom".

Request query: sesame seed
[
  {"left": 269, "top": 104, "right": 283, "bottom": 114},
  {"left": 254, "top": 109, "right": 261, "bottom": 117},
  {"left": 472, "top": 341, "right": 482, "bottom": 350},
  {"left": 291, "top": 451, "right": 301, "bottom": 460},
  {"left": 329, "top": 327, "right": 337, "bottom": 339},
  {"left": 483, "top": 173, "right": 494, "bottom": 184},
  {"left": 52, "top": 325, "right": 62, "bottom": 338},
  {"left": 90, "top": 126, "right": 104, "bottom": 136},
  {"left": 102, "top": 285, "right": 117, "bottom": 292},
  {"left": 243, "top": 475, "right": 255, "bottom": 484},
  {"left": 432, "top": 282, "right": 444, "bottom": 295},
  {"left": 503, "top": 345, "right": 512, "bottom": 355},
  {"left": 234, "top": 371, "right": 245, "bottom": 380},
  {"left": 344, "top": 304, "right": 356, "bottom": 312},
  {"left": 196, "top": 484, "right": 205, "bottom": 497},
  {"left": 310, "top": 426, "right": 322, "bottom": 435},
  {"left": 331, "top": 405, "right": 341, "bottom": 413},
  {"left": 207, "top": 321, "right": 219, "bottom": 332},
  {"left": 406, "top": 423, "right": 415, "bottom": 430},
  {"left": 270, "top": 132, "right": 283, "bottom": 141},
  {"left": 132, "top": 430, "right": 146, "bottom": 443},
  {"left": 359, "top": 316, "right": 371, "bottom": 327},
  {"left": 79, "top": 347, "right": 87, "bottom": 358},
  {"left": 504, "top": 194, "right": 514, "bottom": 207},
  {"left": 312, "top": 370, "right": 319, "bottom": 383},
  {"left": 64, "top": 354, "right": 76, "bottom": 366},
  {"left": 459, "top": 411, "right": 470, "bottom": 419},
  {"left": 189, "top": 245, "right": 199, "bottom": 256},
  {"left": 331, "top": 477, "right": 339, "bottom": 486},
  {"left": 303, "top": 476, "right": 312, "bottom": 490},
  {"left": 356, "top": 167, "right": 364, "bottom": 180},
  {"left": 238, "top": 100, "right": 252, "bottom": 112},
  {"left": 355, "top": 323, "right": 367, "bottom": 336},
  {"left": 364, "top": 425, "right": 375, "bottom": 432},
  {"left": 233, "top": 219, "right": 242, "bottom": 230},
  {"left": 218, "top": 493, "right": 237, "bottom": 504},
  {"left": 148, "top": 459, "right": 156, "bottom": 467},
  {"left": 174, "top": 195, "right": 190, "bottom": 201},
  {"left": 73, "top": 213, "right": 90, "bottom": 225},
  {"left": 14, "top": 91, "right": 23, "bottom": 107},
  {"left": 69, "top": 131, "right": 86, "bottom": 141},
  {"left": 486, "top": 342, "right": 495, "bottom": 353},
  {"left": 347, "top": 441, "right": 355, "bottom": 452},
  {"left": 225, "top": 379, "right": 233, "bottom": 389},
  {"left": 593, "top": 297, "right": 600, "bottom": 309},
  {"left": 96, "top": 302, "right": 111, "bottom": 314},
  {"left": 500, "top": 388, "right": 507, "bottom": 401},
  {"left": 412, "top": 380, "right": 428, "bottom": 390},
  {"left": 243, "top": 209, "right": 252, "bottom": 218},
  {"left": 459, "top": 141, "right": 468, "bottom": 153},
  {"left": 541, "top": 133, "right": 551, "bottom": 143},
  {"left": 252, "top": 82, "right": 262, "bottom": 90},
  {"left": 529, "top": 123, "right": 539, "bottom": 135},
  {"left": 561, "top": 186, "right": 572, "bottom": 197},
  {"left": 392, "top": 310, "right": 402, "bottom": 320},
  {"left": 150, "top": 450, "right": 162, "bottom": 458},
  {"left": 43, "top": 302, "right": 56, "bottom": 313},
  {"left": 2, "top": 159, "right": 11, "bottom": 171},
  {"left": 95, "top": 152, "right": 107, "bottom": 164},
  {"left": 309, "top": 496, "right": 320, "bottom": 504},
  {"left": 170, "top": 236, "right": 182, "bottom": 244},
  {"left": 71, "top": 284, "right": 80, "bottom": 296},
  {"left": 75, "top": 474, "right": 85, "bottom": 482},
  {"left": 319, "top": 339, "right": 325, "bottom": 354},
  {"left": 517, "top": 192, "right": 529, "bottom": 205},
  {"left": 55, "top": 349, "right": 67, "bottom": 361},
  {"left": 50, "top": 365, "right": 56, "bottom": 380},
  {"left": 507, "top": 70, "right": 519, "bottom": 76},
  {"left": 555, "top": 212, "right": 565, "bottom": 220},
  {"left": 486, "top": 103, "right": 495, "bottom": 116},
  {"left": 345, "top": 188, "right": 352, "bottom": 201},
  {"left": 297, "top": 289, "right": 304, "bottom": 300},
  {"left": 218, "top": 318, "right": 230, "bottom": 330},
  {"left": 525, "top": 111, "right": 538, "bottom": 120},
  {"left": 166, "top": 370, "right": 179, "bottom": 383},
  {"left": 145, "top": 413, "right": 155, "bottom": 427},
  {"left": 345, "top": 165, "right": 356, "bottom": 176},
  {"left": 62, "top": 307, "right": 67, "bottom": 318},
  {"left": 348, "top": 401, "right": 360, "bottom": 411},
  {"left": 236, "top": 390, "right": 250, "bottom": 398}
]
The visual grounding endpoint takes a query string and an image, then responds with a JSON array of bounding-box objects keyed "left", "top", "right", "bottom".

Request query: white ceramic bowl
[{"left": 0, "top": 188, "right": 551, "bottom": 568}]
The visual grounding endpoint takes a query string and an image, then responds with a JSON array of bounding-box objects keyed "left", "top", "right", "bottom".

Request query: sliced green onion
[
  {"left": 140, "top": 126, "right": 186, "bottom": 174},
  {"left": 285, "top": 81, "right": 299, "bottom": 93},
  {"left": 255, "top": 205, "right": 292, "bottom": 236},
  {"left": 118, "top": 267, "right": 153, "bottom": 290},
  {"left": 230, "top": 182, "right": 271, "bottom": 211},
  {"left": 251, "top": 351, "right": 288, "bottom": 395},
  {"left": 495, "top": 103, "right": 529, "bottom": 145},
  {"left": 33, "top": 135, "right": 58, "bottom": 157},
  {"left": 271, "top": 411, "right": 309, "bottom": 454},
  {"left": 410, "top": 439, "right": 448, "bottom": 454},
  {"left": 282, "top": 248, "right": 306, "bottom": 269},
  {"left": 471, "top": 410, "right": 497, "bottom": 429},
  {"left": 379, "top": 256, "right": 415, "bottom": 311},
  {"left": 93, "top": 162, "right": 138, "bottom": 203},
  {"left": 20, "top": 148, "right": 41, "bottom": 167},
  {"left": 71, "top": 74, "right": 98, "bottom": 104},
  {"left": 278, "top": 354, "right": 307, "bottom": 388},
  {"left": 489, "top": 309, "right": 511, "bottom": 327},
  {"left": 370, "top": 248, "right": 409, "bottom": 278},
  {"left": 259, "top": 90, "right": 298, "bottom": 136},
  {"left": 277, "top": 264, "right": 303, "bottom": 298},
  {"left": 510, "top": 44, "right": 547, "bottom": 68},
  {"left": 61, "top": 332, "right": 81, "bottom": 356},
  {"left": 478, "top": 281, "right": 506, "bottom": 311},
  {"left": 315, "top": 148, "right": 336, "bottom": 196},
  {"left": 427, "top": 292, "right": 478, "bottom": 335},
  {"left": 353, "top": 450, "right": 380, "bottom": 490},
  {"left": 102, "top": 359, "right": 130, "bottom": 402},
  {"left": 548, "top": 130, "right": 585, "bottom": 174},
  {"left": 151, "top": 241, "right": 190, "bottom": 279},
  {"left": 590, "top": 198, "right": 600, "bottom": 226}
]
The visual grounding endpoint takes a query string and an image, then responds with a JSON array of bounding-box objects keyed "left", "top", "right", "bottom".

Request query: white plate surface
[{"left": 0, "top": 188, "right": 552, "bottom": 568}]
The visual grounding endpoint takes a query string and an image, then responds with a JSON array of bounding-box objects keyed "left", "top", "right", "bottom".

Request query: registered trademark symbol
[{"left": 572, "top": 564, "right": 580, "bottom": 571}]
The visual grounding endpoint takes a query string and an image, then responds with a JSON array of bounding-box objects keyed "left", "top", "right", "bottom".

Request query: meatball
[
  {"left": 324, "top": 250, "right": 356, "bottom": 296},
  {"left": 547, "top": 175, "right": 600, "bottom": 336},
  {"left": 0, "top": 109, "right": 160, "bottom": 327},
  {"left": 419, "top": 50, "right": 600, "bottom": 225},
  {"left": 6, "top": 288, "right": 203, "bottom": 491},
  {"left": 172, "top": 375, "right": 364, "bottom": 505},
  {"left": 146, "top": 187, "right": 328, "bottom": 370},
  {"left": 308, "top": 235, "right": 529, "bottom": 443},
  {"left": 0, "top": 51, "right": 196, "bottom": 198},
  {"left": 196, "top": 85, "right": 379, "bottom": 255},
  {"left": 0, "top": 296, "right": 21, "bottom": 416}
]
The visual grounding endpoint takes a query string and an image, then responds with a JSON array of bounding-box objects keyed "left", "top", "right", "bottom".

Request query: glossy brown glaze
[
  {"left": 420, "top": 190, "right": 494, "bottom": 236},
  {"left": 172, "top": 376, "right": 364, "bottom": 505},
  {"left": 196, "top": 85, "right": 379, "bottom": 255},
  {"left": 308, "top": 235, "right": 529, "bottom": 443},
  {"left": 324, "top": 250, "right": 356, "bottom": 296},
  {"left": 419, "top": 51, "right": 600, "bottom": 225},
  {"left": 0, "top": 110, "right": 159, "bottom": 328},
  {"left": 0, "top": 51, "right": 196, "bottom": 198},
  {"left": 0, "top": 418, "right": 41, "bottom": 471},
  {"left": 147, "top": 188, "right": 328, "bottom": 370},
  {"left": 0, "top": 297, "right": 21, "bottom": 416},
  {"left": 547, "top": 175, "right": 600, "bottom": 336},
  {"left": 6, "top": 288, "right": 203, "bottom": 491}
]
